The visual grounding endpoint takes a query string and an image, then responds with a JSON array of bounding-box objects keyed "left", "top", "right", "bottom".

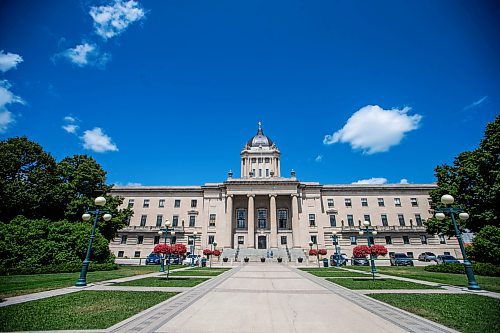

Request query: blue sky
[{"left": 0, "top": 0, "right": 498, "bottom": 186}]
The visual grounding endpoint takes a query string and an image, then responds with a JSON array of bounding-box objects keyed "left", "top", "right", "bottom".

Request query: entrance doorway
[{"left": 258, "top": 236, "right": 267, "bottom": 249}]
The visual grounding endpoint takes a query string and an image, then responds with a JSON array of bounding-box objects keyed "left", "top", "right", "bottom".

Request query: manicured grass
[
  {"left": 348, "top": 266, "right": 500, "bottom": 293},
  {"left": 0, "top": 291, "right": 176, "bottom": 331},
  {"left": 369, "top": 294, "right": 500, "bottom": 333},
  {"left": 299, "top": 268, "right": 370, "bottom": 277},
  {"left": 326, "top": 277, "right": 439, "bottom": 289},
  {"left": 170, "top": 268, "right": 230, "bottom": 276},
  {"left": 115, "top": 277, "right": 210, "bottom": 287},
  {"left": 0, "top": 265, "right": 182, "bottom": 299}
]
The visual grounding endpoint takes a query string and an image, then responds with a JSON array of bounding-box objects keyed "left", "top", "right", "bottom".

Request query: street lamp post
[
  {"left": 158, "top": 219, "right": 175, "bottom": 277},
  {"left": 435, "top": 194, "right": 480, "bottom": 290},
  {"left": 359, "top": 221, "right": 378, "bottom": 281},
  {"left": 309, "top": 240, "right": 321, "bottom": 268},
  {"left": 189, "top": 231, "right": 199, "bottom": 267},
  {"left": 331, "top": 231, "right": 340, "bottom": 267},
  {"left": 76, "top": 196, "right": 112, "bottom": 287},
  {"left": 210, "top": 241, "right": 217, "bottom": 269}
]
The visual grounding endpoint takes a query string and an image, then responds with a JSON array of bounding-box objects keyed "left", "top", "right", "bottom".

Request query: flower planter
[
  {"left": 244, "top": 257, "right": 249, "bottom": 262},
  {"left": 260, "top": 258, "right": 266, "bottom": 263},
  {"left": 277, "top": 258, "right": 283, "bottom": 263},
  {"left": 223, "top": 257, "right": 228, "bottom": 262},
  {"left": 298, "top": 257, "right": 303, "bottom": 263}
]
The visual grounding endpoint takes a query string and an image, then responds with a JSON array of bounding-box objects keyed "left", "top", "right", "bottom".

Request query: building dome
[{"left": 247, "top": 122, "right": 273, "bottom": 147}]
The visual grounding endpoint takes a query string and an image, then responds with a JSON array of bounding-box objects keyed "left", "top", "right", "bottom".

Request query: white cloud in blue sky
[
  {"left": 352, "top": 177, "right": 387, "bottom": 185},
  {"left": 324, "top": 105, "right": 422, "bottom": 154},
  {"left": 82, "top": 127, "right": 118, "bottom": 152},
  {"left": 315, "top": 155, "right": 323, "bottom": 162},
  {"left": 89, "top": 0, "right": 146, "bottom": 40},
  {"left": 0, "top": 50, "right": 23, "bottom": 72},
  {"left": 399, "top": 178, "right": 409, "bottom": 184},
  {"left": 57, "top": 43, "right": 111, "bottom": 68},
  {"left": 464, "top": 96, "right": 488, "bottom": 110},
  {"left": 0, "top": 80, "right": 25, "bottom": 133},
  {"left": 62, "top": 116, "right": 79, "bottom": 134}
]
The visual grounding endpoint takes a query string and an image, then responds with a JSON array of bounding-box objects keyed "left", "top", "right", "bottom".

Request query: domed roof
[{"left": 247, "top": 122, "right": 273, "bottom": 147}]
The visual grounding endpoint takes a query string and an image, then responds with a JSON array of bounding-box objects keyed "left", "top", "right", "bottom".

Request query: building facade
[{"left": 110, "top": 123, "right": 459, "bottom": 260}]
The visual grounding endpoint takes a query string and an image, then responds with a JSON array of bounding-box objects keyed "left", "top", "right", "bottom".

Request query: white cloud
[
  {"left": 315, "top": 155, "right": 323, "bottom": 162},
  {"left": 323, "top": 105, "right": 422, "bottom": 154},
  {"left": 464, "top": 96, "right": 487, "bottom": 110},
  {"left": 62, "top": 124, "right": 79, "bottom": 134},
  {"left": 352, "top": 177, "right": 388, "bottom": 185},
  {"left": 127, "top": 182, "right": 142, "bottom": 186},
  {"left": 399, "top": 178, "right": 409, "bottom": 184},
  {"left": 81, "top": 127, "right": 118, "bottom": 152},
  {"left": 64, "top": 116, "right": 76, "bottom": 123},
  {"left": 89, "top": 0, "right": 146, "bottom": 40},
  {"left": 57, "top": 43, "right": 111, "bottom": 68},
  {"left": 0, "top": 80, "right": 25, "bottom": 133},
  {"left": 0, "top": 50, "right": 23, "bottom": 72}
]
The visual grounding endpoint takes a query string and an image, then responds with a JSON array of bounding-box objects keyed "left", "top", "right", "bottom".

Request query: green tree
[
  {"left": 468, "top": 226, "right": 500, "bottom": 265},
  {"left": 425, "top": 116, "right": 499, "bottom": 236}
]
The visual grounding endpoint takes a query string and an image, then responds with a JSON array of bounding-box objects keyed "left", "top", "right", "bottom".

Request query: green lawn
[
  {"left": 0, "top": 291, "right": 176, "bottom": 331},
  {"left": 115, "top": 277, "right": 210, "bottom": 287},
  {"left": 369, "top": 294, "right": 500, "bottom": 333},
  {"left": 169, "top": 268, "right": 230, "bottom": 276},
  {"left": 326, "top": 277, "right": 439, "bottom": 289},
  {"left": 299, "top": 268, "right": 370, "bottom": 277},
  {"left": 347, "top": 266, "right": 500, "bottom": 293},
  {"left": 0, "top": 265, "right": 181, "bottom": 299}
]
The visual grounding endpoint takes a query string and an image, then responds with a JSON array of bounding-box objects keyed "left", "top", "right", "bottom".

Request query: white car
[{"left": 182, "top": 254, "right": 200, "bottom": 266}]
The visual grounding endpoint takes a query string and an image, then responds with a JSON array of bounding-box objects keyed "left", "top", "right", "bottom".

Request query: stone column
[
  {"left": 291, "top": 194, "right": 300, "bottom": 247},
  {"left": 270, "top": 194, "right": 277, "bottom": 248},
  {"left": 225, "top": 195, "right": 233, "bottom": 248},
  {"left": 247, "top": 194, "right": 255, "bottom": 248}
]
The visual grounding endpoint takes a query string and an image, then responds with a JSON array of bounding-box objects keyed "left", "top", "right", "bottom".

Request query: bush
[
  {"left": 424, "top": 263, "right": 500, "bottom": 277},
  {"left": 468, "top": 226, "right": 500, "bottom": 265},
  {"left": 353, "top": 245, "right": 370, "bottom": 258},
  {"left": 0, "top": 262, "right": 118, "bottom": 276}
]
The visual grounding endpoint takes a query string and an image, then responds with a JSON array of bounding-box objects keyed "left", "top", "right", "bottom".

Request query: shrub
[
  {"left": 318, "top": 249, "right": 327, "bottom": 256},
  {"left": 309, "top": 249, "right": 318, "bottom": 256},
  {"left": 212, "top": 249, "right": 221, "bottom": 257},
  {"left": 203, "top": 249, "right": 213, "bottom": 256},
  {"left": 153, "top": 244, "right": 169, "bottom": 255},
  {"left": 370, "top": 245, "right": 388, "bottom": 257},
  {"left": 469, "top": 226, "right": 500, "bottom": 265},
  {"left": 353, "top": 245, "right": 370, "bottom": 258},
  {"left": 424, "top": 263, "right": 500, "bottom": 277},
  {"left": 0, "top": 262, "right": 118, "bottom": 276}
]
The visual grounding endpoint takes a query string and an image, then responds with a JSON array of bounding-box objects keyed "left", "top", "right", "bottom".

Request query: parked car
[
  {"left": 145, "top": 252, "right": 161, "bottom": 265},
  {"left": 168, "top": 255, "right": 181, "bottom": 265},
  {"left": 182, "top": 254, "right": 200, "bottom": 266},
  {"left": 390, "top": 253, "right": 414, "bottom": 266},
  {"left": 330, "top": 253, "right": 348, "bottom": 266},
  {"left": 436, "top": 255, "right": 460, "bottom": 264},
  {"left": 351, "top": 257, "right": 370, "bottom": 266},
  {"left": 418, "top": 252, "right": 437, "bottom": 262}
]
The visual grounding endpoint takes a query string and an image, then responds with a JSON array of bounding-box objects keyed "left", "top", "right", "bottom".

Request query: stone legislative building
[{"left": 110, "top": 123, "right": 459, "bottom": 261}]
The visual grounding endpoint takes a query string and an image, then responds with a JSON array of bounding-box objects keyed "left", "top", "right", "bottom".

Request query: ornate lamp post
[
  {"left": 76, "top": 196, "right": 112, "bottom": 287},
  {"left": 331, "top": 231, "right": 340, "bottom": 267},
  {"left": 308, "top": 240, "right": 320, "bottom": 268},
  {"left": 359, "top": 221, "right": 378, "bottom": 281},
  {"left": 435, "top": 194, "right": 480, "bottom": 290},
  {"left": 210, "top": 241, "right": 217, "bottom": 269},
  {"left": 158, "top": 219, "right": 175, "bottom": 275},
  {"left": 188, "top": 231, "right": 200, "bottom": 267}
]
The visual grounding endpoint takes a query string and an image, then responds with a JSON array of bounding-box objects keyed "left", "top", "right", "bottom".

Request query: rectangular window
[
  {"left": 444, "top": 251, "right": 451, "bottom": 255},
  {"left": 209, "top": 214, "right": 216, "bottom": 227},
  {"left": 411, "top": 198, "right": 418, "bottom": 207},
  {"left": 237, "top": 209, "right": 246, "bottom": 229},
  {"left": 265, "top": 157, "right": 270, "bottom": 163},
  {"left": 258, "top": 158, "right": 262, "bottom": 163},
  {"left": 420, "top": 235, "right": 427, "bottom": 244},
  {"left": 368, "top": 236, "right": 375, "bottom": 245},
  {"left": 266, "top": 169, "right": 269, "bottom": 177},
  {"left": 406, "top": 252, "right": 414, "bottom": 258},
  {"left": 361, "top": 198, "right": 368, "bottom": 207},
  {"left": 327, "top": 199, "right": 334, "bottom": 207},
  {"left": 252, "top": 169, "right": 255, "bottom": 177},
  {"left": 385, "top": 236, "right": 392, "bottom": 244},
  {"left": 174, "top": 199, "right": 181, "bottom": 208},
  {"left": 154, "top": 236, "right": 160, "bottom": 244},
  {"left": 172, "top": 215, "right": 179, "bottom": 227},
  {"left": 347, "top": 215, "right": 354, "bottom": 226},
  {"left": 403, "top": 236, "right": 410, "bottom": 244},
  {"left": 378, "top": 198, "right": 385, "bottom": 207},
  {"left": 128, "top": 199, "right": 134, "bottom": 208},
  {"left": 398, "top": 214, "right": 405, "bottom": 226},
  {"left": 191, "top": 199, "right": 197, "bottom": 208},
  {"left": 137, "top": 235, "right": 144, "bottom": 244},
  {"left": 258, "top": 209, "right": 267, "bottom": 228},
  {"left": 329, "top": 214, "right": 336, "bottom": 227},
  {"left": 381, "top": 214, "right": 388, "bottom": 226},
  {"left": 259, "top": 169, "right": 262, "bottom": 177},
  {"left": 171, "top": 236, "right": 176, "bottom": 244},
  {"left": 394, "top": 198, "right": 401, "bottom": 207},
  {"left": 364, "top": 214, "right": 371, "bottom": 224},
  {"left": 278, "top": 209, "right": 288, "bottom": 229},
  {"left": 188, "top": 238, "right": 193, "bottom": 246},
  {"left": 309, "top": 214, "right": 316, "bottom": 227},
  {"left": 143, "top": 199, "right": 150, "bottom": 208},
  {"left": 208, "top": 235, "right": 215, "bottom": 244},
  {"left": 251, "top": 158, "right": 256, "bottom": 163},
  {"left": 134, "top": 251, "right": 141, "bottom": 258},
  {"left": 140, "top": 215, "right": 147, "bottom": 226},
  {"left": 189, "top": 215, "right": 196, "bottom": 227},
  {"left": 238, "top": 236, "right": 244, "bottom": 245},
  {"left": 345, "top": 198, "right": 352, "bottom": 207},
  {"left": 350, "top": 236, "right": 357, "bottom": 245},
  {"left": 310, "top": 235, "right": 317, "bottom": 244},
  {"left": 156, "top": 215, "right": 163, "bottom": 227},
  {"left": 121, "top": 235, "right": 127, "bottom": 244},
  {"left": 439, "top": 235, "right": 446, "bottom": 244},
  {"left": 281, "top": 236, "right": 287, "bottom": 245},
  {"left": 415, "top": 214, "right": 422, "bottom": 226},
  {"left": 159, "top": 199, "right": 165, "bottom": 208},
  {"left": 118, "top": 251, "right": 124, "bottom": 257}
]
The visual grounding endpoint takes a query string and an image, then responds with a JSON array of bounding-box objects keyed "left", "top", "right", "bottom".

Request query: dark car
[
  {"left": 436, "top": 255, "right": 460, "bottom": 264},
  {"left": 390, "top": 253, "right": 414, "bottom": 266},
  {"left": 167, "top": 255, "right": 181, "bottom": 265},
  {"left": 330, "top": 254, "right": 348, "bottom": 266},
  {"left": 418, "top": 252, "right": 437, "bottom": 262},
  {"left": 145, "top": 252, "right": 161, "bottom": 265},
  {"left": 352, "top": 257, "right": 370, "bottom": 266}
]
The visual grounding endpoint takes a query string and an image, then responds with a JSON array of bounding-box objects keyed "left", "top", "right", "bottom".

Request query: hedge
[
  {"left": 0, "top": 262, "right": 118, "bottom": 276},
  {"left": 424, "top": 263, "right": 500, "bottom": 277}
]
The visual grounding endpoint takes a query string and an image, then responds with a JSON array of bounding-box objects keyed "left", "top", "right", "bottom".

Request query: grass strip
[
  {"left": 170, "top": 268, "right": 229, "bottom": 276},
  {"left": 299, "top": 268, "right": 369, "bottom": 277},
  {"left": 115, "top": 277, "right": 210, "bottom": 287},
  {"left": 369, "top": 293, "right": 500, "bottom": 333},
  {"left": 326, "top": 277, "right": 439, "bottom": 289}
]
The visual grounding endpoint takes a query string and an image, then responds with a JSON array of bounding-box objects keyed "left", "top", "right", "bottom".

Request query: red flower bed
[
  {"left": 309, "top": 249, "right": 318, "bottom": 256},
  {"left": 352, "top": 245, "right": 370, "bottom": 258},
  {"left": 318, "top": 249, "right": 327, "bottom": 255},
  {"left": 170, "top": 243, "right": 187, "bottom": 255},
  {"left": 212, "top": 249, "right": 221, "bottom": 257},
  {"left": 370, "top": 245, "right": 388, "bottom": 257},
  {"left": 203, "top": 249, "right": 213, "bottom": 255},
  {"left": 153, "top": 244, "right": 170, "bottom": 255}
]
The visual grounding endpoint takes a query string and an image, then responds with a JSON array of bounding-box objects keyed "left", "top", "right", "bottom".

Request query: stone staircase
[{"left": 220, "top": 247, "right": 308, "bottom": 263}]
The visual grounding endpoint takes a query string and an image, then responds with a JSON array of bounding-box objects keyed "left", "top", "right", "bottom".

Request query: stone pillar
[
  {"left": 225, "top": 195, "right": 233, "bottom": 248},
  {"left": 247, "top": 194, "right": 255, "bottom": 248},
  {"left": 270, "top": 194, "right": 277, "bottom": 248},
  {"left": 291, "top": 194, "right": 300, "bottom": 247}
]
